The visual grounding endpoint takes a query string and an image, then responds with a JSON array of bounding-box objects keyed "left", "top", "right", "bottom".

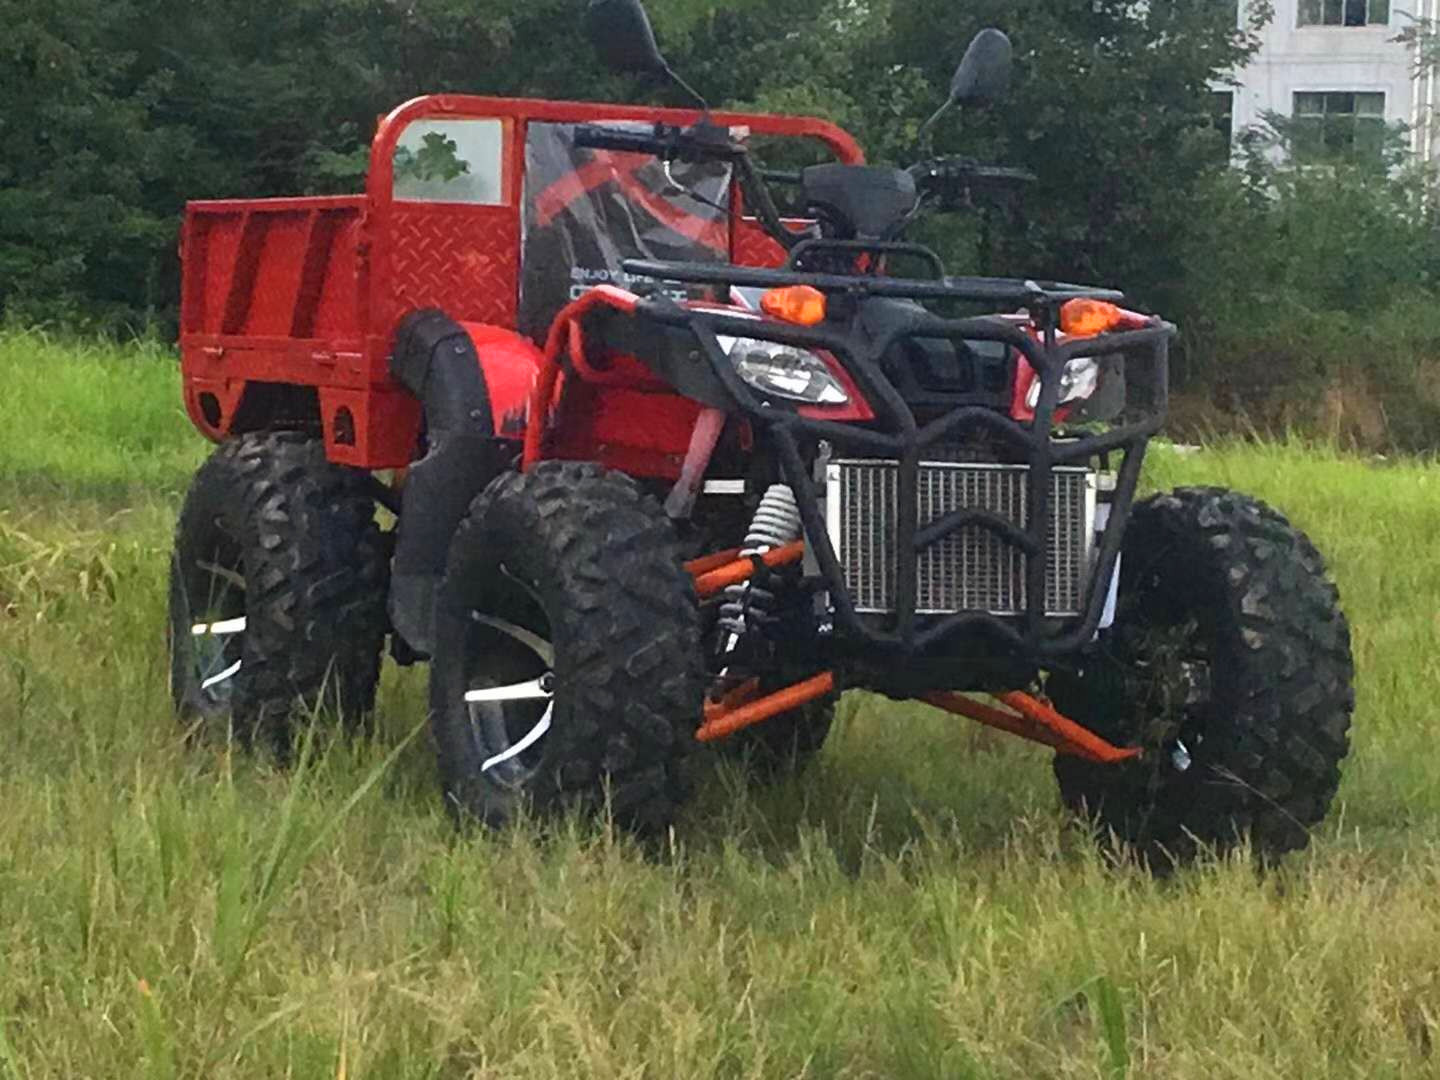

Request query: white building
[{"left": 1225, "top": 0, "right": 1438, "bottom": 163}]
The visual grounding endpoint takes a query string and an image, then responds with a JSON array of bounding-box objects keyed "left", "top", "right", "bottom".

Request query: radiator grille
[{"left": 825, "top": 460, "right": 1094, "bottom": 616}]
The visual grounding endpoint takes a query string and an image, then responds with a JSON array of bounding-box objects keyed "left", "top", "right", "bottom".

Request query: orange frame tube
[
  {"left": 682, "top": 544, "right": 1134, "bottom": 764},
  {"left": 693, "top": 680, "right": 1137, "bottom": 762},
  {"left": 696, "top": 672, "right": 835, "bottom": 742},
  {"left": 522, "top": 285, "right": 640, "bottom": 470},
  {"left": 684, "top": 548, "right": 743, "bottom": 577},
  {"left": 691, "top": 541, "right": 805, "bottom": 598},
  {"left": 924, "top": 691, "right": 1141, "bottom": 764}
]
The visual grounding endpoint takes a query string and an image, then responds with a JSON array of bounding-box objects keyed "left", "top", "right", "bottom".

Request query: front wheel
[
  {"left": 429, "top": 463, "right": 703, "bottom": 832},
  {"left": 1049, "top": 487, "right": 1354, "bottom": 866}
]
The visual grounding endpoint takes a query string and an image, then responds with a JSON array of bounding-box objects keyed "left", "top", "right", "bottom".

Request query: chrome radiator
[{"left": 824, "top": 460, "right": 1095, "bottom": 616}]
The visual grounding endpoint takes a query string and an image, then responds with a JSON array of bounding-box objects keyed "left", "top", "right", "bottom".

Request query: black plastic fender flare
[{"left": 387, "top": 308, "right": 507, "bottom": 657}]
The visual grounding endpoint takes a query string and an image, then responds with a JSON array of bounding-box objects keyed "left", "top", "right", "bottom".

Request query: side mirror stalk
[
  {"left": 912, "top": 28, "right": 1012, "bottom": 156},
  {"left": 661, "top": 66, "right": 709, "bottom": 113},
  {"left": 586, "top": 0, "right": 708, "bottom": 111}
]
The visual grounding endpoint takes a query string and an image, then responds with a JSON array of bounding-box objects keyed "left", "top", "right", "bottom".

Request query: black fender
[{"left": 387, "top": 309, "right": 507, "bottom": 658}]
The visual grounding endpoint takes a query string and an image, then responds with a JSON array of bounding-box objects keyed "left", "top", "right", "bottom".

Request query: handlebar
[
  {"left": 572, "top": 125, "right": 673, "bottom": 156},
  {"left": 910, "top": 157, "right": 1037, "bottom": 206},
  {"left": 969, "top": 165, "right": 1039, "bottom": 185},
  {"left": 570, "top": 126, "right": 1038, "bottom": 251},
  {"left": 573, "top": 120, "right": 798, "bottom": 253},
  {"left": 572, "top": 122, "right": 743, "bottom": 164}
]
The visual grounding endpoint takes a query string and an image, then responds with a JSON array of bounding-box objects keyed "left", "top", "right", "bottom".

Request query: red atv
[{"left": 170, "top": 0, "right": 1353, "bottom": 861}]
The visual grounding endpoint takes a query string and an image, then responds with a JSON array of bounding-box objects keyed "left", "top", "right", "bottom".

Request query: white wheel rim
[
  {"left": 190, "top": 616, "right": 246, "bottom": 692},
  {"left": 191, "top": 616, "right": 247, "bottom": 637},
  {"left": 200, "top": 658, "right": 243, "bottom": 690},
  {"left": 465, "top": 613, "right": 555, "bottom": 775}
]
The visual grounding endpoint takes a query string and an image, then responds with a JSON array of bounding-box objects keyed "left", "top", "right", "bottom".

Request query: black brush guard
[{"left": 623, "top": 258, "right": 1176, "bottom": 660}]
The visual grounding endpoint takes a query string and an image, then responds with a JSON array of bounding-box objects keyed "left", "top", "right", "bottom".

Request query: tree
[
  {"left": 0, "top": 0, "right": 176, "bottom": 327},
  {"left": 0, "top": 0, "right": 1270, "bottom": 332},
  {"left": 870, "top": 0, "right": 1269, "bottom": 306}
]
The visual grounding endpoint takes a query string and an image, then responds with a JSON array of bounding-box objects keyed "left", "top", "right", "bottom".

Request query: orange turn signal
[
  {"left": 1059, "top": 298, "right": 1124, "bottom": 337},
  {"left": 761, "top": 285, "right": 827, "bottom": 326}
]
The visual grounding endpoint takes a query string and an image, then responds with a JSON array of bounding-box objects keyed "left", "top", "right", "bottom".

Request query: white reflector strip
[
  {"left": 200, "top": 659, "right": 242, "bottom": 690},
  {"left": 463, "top": 678, "right": 551, "bottom": 704},
  {"left": 480, "top": 704, "right": 553, "bottom": 773},
  {"left": 192, "top": 617, "right": 247, "bottom": 636}
]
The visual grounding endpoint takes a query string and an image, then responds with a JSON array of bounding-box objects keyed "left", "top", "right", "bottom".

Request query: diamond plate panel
[
  {"left": 732, "top": 220, "right": 789, "bottom": 268},
  {"left": 387, "top": 206, "right": 520, "bottom": 328}
]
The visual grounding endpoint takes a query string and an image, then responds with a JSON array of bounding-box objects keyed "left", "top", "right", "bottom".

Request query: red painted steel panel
[
  {"left": 461, "top": 322, "right": 545, "bottom": 438},
  {"left": 386, "top": 205, "right": 520, "bottom": 329},
  {"left": 732, "top": 220, "right": 789, "bottom": 269},
  {"left": 297, "top": 210, "right": 363, "bottom": 340},
  {"left": 319, "top": 386, "right": 423, "bottom": 469},
  {"left": 234, "top": 212, "right": 310, "bottom": 337},
  {"left": 190, "top": 212, "right": 244, "bottom": 336},
  {"left": 545, "top": 383, "right": 703, "bottom": 480},
  {"left": 732, "top": 217, "right": 816, "bottom": 268}
]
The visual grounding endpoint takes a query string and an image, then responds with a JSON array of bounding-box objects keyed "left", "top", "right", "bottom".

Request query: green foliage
[
  {"left": 0, "top": 329, "right": 201, "bottom": 504},
  {"left": 877, "top": 0, "right": 1268, "bottom": 302},
  {"left": 394, "top": 133, "right": 470, "bottom": 184},
  {"left": 1168, "top": 112, "right": 1440, "bottom": 449},
  {"left": 0, "top": 0, "right": 179, "bottom": 330},
  {"left": 0, "top": 0, "right": 1262, "bottom": 336}
]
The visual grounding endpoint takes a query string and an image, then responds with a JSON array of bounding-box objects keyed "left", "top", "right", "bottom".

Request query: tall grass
[
  {"left": 0, "top": 329, "right": 202, "bottom": 505},
  {"left": 2, "top": 333, "right": 1439, "bottom": 1077}
]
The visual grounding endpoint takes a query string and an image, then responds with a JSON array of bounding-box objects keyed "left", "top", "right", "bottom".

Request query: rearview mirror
[
  {"left": 585, "top": 0, "right": 668, "bottom": 76},
  {"left": 949, "top": 28, "right": 1013, "bottom": 106}
]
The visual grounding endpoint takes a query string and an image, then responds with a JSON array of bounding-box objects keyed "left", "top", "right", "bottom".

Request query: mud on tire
[
  {"left": 1049, "top": 486, "right": 1354, "bottom": 865},
  {"left": 168, "top": 431, "right": 389, "bottom": 749},
  {"left": 429, "top": 462, "right": 703, "bottom": 832}
]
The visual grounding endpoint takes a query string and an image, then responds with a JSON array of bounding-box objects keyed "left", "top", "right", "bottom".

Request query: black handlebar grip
[
  {"left": 969, "top": 166, "right": 1038, "bottom": 184},
  {"left": 572, "top": 125, "right": 665, "bottom": 155}
]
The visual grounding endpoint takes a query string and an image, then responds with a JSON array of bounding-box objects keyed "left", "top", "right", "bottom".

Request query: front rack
[
  {"left": 623, "top": 257, "right": 1126, "bottom": 313},
  {"left": 625, "top": 259, "right": 1175, "bottom": 659}
]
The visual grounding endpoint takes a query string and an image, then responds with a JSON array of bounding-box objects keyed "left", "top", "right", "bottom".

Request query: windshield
[{"left": 519, "top": 121, "right": 734, "bottom": 339}]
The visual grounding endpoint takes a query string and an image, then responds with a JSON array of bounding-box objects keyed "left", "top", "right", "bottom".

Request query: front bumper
[{"left": 630, "top": 269, "right": 1174, "bottom": 661}]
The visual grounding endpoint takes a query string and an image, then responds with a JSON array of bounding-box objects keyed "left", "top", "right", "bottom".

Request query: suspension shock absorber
[{"left": 717, "top": 484, "right": 802, "bottom": 643}]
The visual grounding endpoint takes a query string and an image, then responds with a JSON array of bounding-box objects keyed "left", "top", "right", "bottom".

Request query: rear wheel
[
  {"left": 168, "top": 432, "right": 389, "bottom": 750},
  {"left": 1049, "top": 487, "right": 1354, "bottom": 866},
  {"left": 429, "top": 463, "right": 703, "bottom": 832}
]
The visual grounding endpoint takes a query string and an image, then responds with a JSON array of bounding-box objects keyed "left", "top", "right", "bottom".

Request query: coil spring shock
[{"left": 717, "top": 484, "right": 802, "bottom": 640}]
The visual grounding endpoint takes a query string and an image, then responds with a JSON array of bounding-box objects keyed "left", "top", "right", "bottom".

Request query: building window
[
  {"left": 1211, "top": 91, "right": 1235, "bottom": 159},
  {"left": 1211, "top": 91, "right": 1235, "bottom": 141},
  {"left": 1297, "top": 0, "right": 1389, "bottom": 26},
  {"left": 1292, "top": 91, "right": 1386, "bottom": 159}
]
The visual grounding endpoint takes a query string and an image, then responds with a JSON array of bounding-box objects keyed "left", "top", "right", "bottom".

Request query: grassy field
[{"left": 2, "top": 328, "right": 1440, "bottom": 1078}]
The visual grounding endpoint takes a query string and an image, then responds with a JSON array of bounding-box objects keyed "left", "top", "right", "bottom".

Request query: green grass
[
  {"left": 0, "top": 329, "right": 203, "bottom": 505},
  {"left": 3, "top": 332, "right": 1440, "bottom": 1077}
]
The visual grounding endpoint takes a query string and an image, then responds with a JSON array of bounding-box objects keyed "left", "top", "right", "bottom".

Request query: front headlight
[
  {"left": 1026, "top": 356, "right": 1100, "bottom": 410},
  {"left": 718, "top": 336, "right": 849, "bottom": 406}
]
